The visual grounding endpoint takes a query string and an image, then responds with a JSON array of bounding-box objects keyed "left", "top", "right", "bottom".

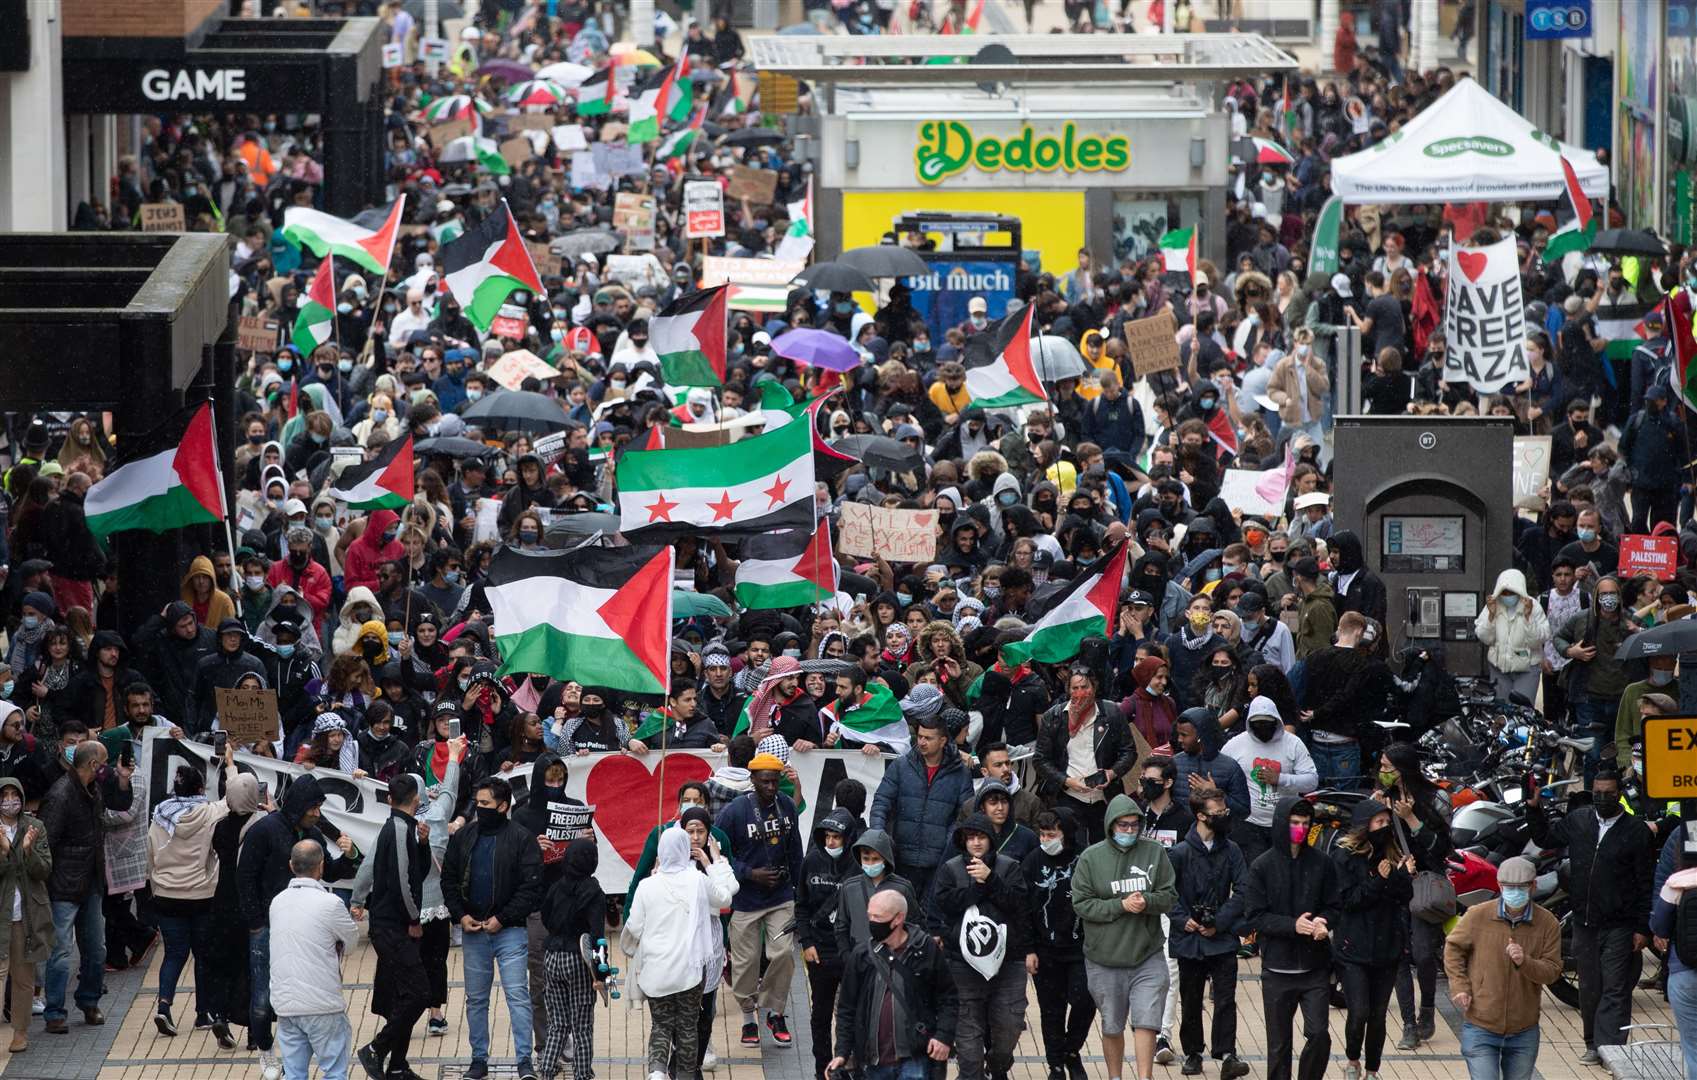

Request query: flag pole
[
  {"left": 361, "top": 195, "right": 407, "bottom": 369},
  {"left": 209, "top": 402, "right": 244, "bottom": 619}
]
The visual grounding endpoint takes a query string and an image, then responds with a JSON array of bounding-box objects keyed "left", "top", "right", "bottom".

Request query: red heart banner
[
  {"left": 1456, "top": 249, "right": 1488, "bottom": 282},
  {"left": 585, "top": 752, "right": 715, "bottom": 867}
]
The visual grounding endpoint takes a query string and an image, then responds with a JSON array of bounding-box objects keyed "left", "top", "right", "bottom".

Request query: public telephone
[
  {"left": 1406, "top": 587, "right": 1442, "bottom": 639},
  {"left": 1404, "top": 587, "right": 1478, "bottom": 643}
]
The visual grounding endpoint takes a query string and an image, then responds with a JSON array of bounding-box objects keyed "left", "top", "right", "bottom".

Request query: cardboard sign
[
  {"left": 551, "top": 123, "right": 588, "bottom": 152},
  {"left": 1619, "top": 535, "right": 1678, "bottom": 581},
  {"left": 545, "top": 801, "right": 595, "bottom": 843},
  {"left": 569, "top": 150, "right": 609, "bottom": 191},
  {"left": 592, "top": 142, "right": 647, "bottom": 178},
  {"left": 613, "top": 192, "right": 656, "bottom": 252},
  {"left": 140, "top": 202, "right": 185, "bottom": 232},
  {"left": 1123, "top": 310, "right": 1181, "bottom": 378},
  {"left": 490, "top": 303, "right": 529, "bottom": 340},
  {"left": 701, "top": 256, "right": 806, "bottom": 288},
  {"left": 1218, "top": 467, "right": 1287, "bottom": 519},
  {"left": 419, "top": 36, "right": 449, "bottom": 61},
  {"left": 726, "top": 164, "right": 778, "bottom": 205},
  {"left": 237, "top": 315, "right": 280, "bottom": 353},
  {"left": 1512, "top": 435, "right": 1552, "bottom": 504},
  {"left": 684, "top": 180, "right": 725, "bottom": 239},
  {"left": 430, "top": 114, "right": 475, "bottom": 146},
  {"left": 837, "top": 502, "right": 939, "bottom": 562},
  {"left": 1444, "top": 235, "right": 1528, "bottom": 391},
  {"left": 533, "top": 430, "right": 568, "bottom": 466},
  {"left": 381, "top": 42, "right": 405, "bottom": 68},
  {"left": 526, "top": 240, "right": 563, "bottom": 279},
  {"left": 214, "top": 687, "right": 280, "bottom": 745},
  {"left": 508, "top": 112, "right": 556, "bottom": 132},
  {"left": 499, "top": 135, "right": 534, "bottom": 168}
]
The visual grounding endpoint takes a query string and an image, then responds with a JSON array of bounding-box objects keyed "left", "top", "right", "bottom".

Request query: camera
[{"left": 1192, "top": 902, "right": 1218, "bottom": 930}]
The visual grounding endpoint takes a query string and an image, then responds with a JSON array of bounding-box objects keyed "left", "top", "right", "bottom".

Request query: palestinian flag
[
  {"left": 616, "top": 415, "right": 815, "bottom": 539},
  {"left": 85, "top": 402, "right": 225, "bottom": 539},
  {"left": 964, "top": 303, "right": 1046, "bottom": 409},
  {"left": 484, "top": 545, "right": 674, "bottom": 695},
  {"left": 327, "top": 433, "right": 414, "bottom": 510},
  {"left": 964, "top": 0, "right": 984, "bottom": 30},
  {"left": 291, "top": 255, "right": 337, "bottom": 357},
  {"left": 720, "top": 69, "right": 748, "bottom": 116},
  {"left": 1205, "top": 407, "right": 1239, "bottom": 458},
  {"left": 825, "top": 683, "right": 908, "bottom": 755},
  {"left": 656, "top": 104, "right": 708, "bottom": 161},
  {"left": 1000, "top": 542, "right": 1129, "bottom": 666},
  {"left": 1159, "top": 227, "right": 1197, "bottom": 281},
  {"left": 282, "top": 197, "right": 406, "bottom": 278},
  {"left": 1280, "top": 80, "right": 1301, "bottom": 140},
  {"left": 1670, "top": 289, "right": 1697, "bottom": 411},
  {"left": 786, "top": 176, "right": 813, "bottom": 240},
  {"left": 653, "top": 284, "right": 728, "bottom": 386},
  {"left": 628, "top": 61, "right": 683, "bottom": 143},
  {"left": 735, "top": 523, "right": 838, "bottom": 609},
  {"left": 1247, "top": 137, "right": 1295, "bottom": 166},
  {"left": 575, "top": 69, "right": 620, "bottom": 116},
  {"left": 663, "top": 50, "right": 694, "bottom": 122},
  {"left": 1543, "top": 156, "right": 1598, "bottom": 264},
  {"left": 440, "top": 201, "right": 545, "bottom": 333}
]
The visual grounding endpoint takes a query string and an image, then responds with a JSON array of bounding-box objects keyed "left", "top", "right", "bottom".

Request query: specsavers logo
[
  {"left": 914, "top": 121, "right": 1130, "bottom": 185},
  {"left": 1422, "top": 136, "right": 1514, "bottom": 159}
]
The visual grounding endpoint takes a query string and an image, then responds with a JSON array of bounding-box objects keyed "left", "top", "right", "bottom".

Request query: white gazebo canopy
[{"left": 1330, "top": 77, "right": 1609, "bottom": 204}]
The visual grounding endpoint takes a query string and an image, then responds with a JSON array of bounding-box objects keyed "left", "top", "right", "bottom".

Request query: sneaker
[
  {"left": 1181, "top": 1054, "right": 1203, "bottom": 1076},
  {"left": 427, "top": 1015, "right": 448, "bottom": 1037},
  {"left": 357, "top": 1043, "right": 387, "bottom": 1080},
  {"left": 1579, "top": 1048, "right": 1602, "bottom": 1066},
  {"left": 213, "top": 1022, "right": 237, "bottom": 1051},
  {"left": 193, "top": 1012, "right": 215, "bottom": 1030},
  {"left": 648, "top": 1072, "right": 669, "bottom": 1080},
  {"left": 1154, "top": 1035, "right": 1175, "bottom": 1064},
  {"left": 741, "top": 1022, "right": 760, "bottom": 1047},
  {"left": 1048, "top": 1066, "right": 1067, "bottom": 1080},
  {"left": 702, "top": 1047, "right": 719, "bottom": 1072},
  {"left": 1396, "top": 1028, "right": 1419, "bottom": 1050},
  {"left": 1221, "top": 1055, "right": 1250, "bottom": 1080},
  {"left": 465, "top": 1061, "right": 490, "bottom": 1080},
  {"left": 518, "top": 1057, "right": 538, "bottom": 1080},
  {"left": 387, "top": 1069, "right": 429, "bottom": 1080},
  {"left": 1064, "top": 1053, "right": 1088, "bottom": 1080},
  {"left": 259, "top": 1050, "right": 283, "bottom": 1080},
  {"left": 1416, "top": 1009, "right": 1435, "bottom": 1041},
  {"left": 767, "top": 1013, "right": 792, "bottom": 1045},
  {"left": 154, "top": 1003, "right": 177, "bottom": 1037},
  {"left": 30, "top": 997, "right": 43, "bottom": 1015},
  {"left": 1344, "top": 1065, "right": 1361, "bottom": 1080}
]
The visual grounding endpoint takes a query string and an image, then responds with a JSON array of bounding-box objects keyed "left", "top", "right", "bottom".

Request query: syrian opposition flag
[
  {"left": 484, "top": 545, "right": 673, "bottom": 695},
  {"left": 653, "top": 284, "right": 728, "bottom": 386},
  {"left": 616, "top": 415, "right": 816, "bottom": 539},
  {"left": 85, "top": 402, "right": 226, "bottom": 539},
  {"left": 440, "top": 201, "right": 545, "bottom": 333},
  {"left": 575, "top": 69, "right": 621, "bottom": 116},
  {"left": 825, "top": 682, "right": 909, "bottom": 755},
  {"left": 291, "top": 255, "right": 337, "bottom": 357},
  {"left": 735, "top": 523, "right": 838, "bottom": 610},
  {"left": 1159, "top": 227, "right": 1198, "bottom": 282},
  {"left": 656, "top": 104, "right": 708, "bottom": 161},
  {"left": 1543, "top": 156, "right": 1599, "bottom": 264},
  {"left": 1000, "top": 542, "right": 1129, "bottom": 666},
  {"left": 1669, "top": 289, "right": 1697, "bottom": 412},
  {"left": 964, "top": 304, "right": 1046, "bottom": 409},
  {"left": 327, "top": 433, "right": 414, "bottom": 510},
  {"left": 282, "top": 197, "right": 406, "bottom": 278}
]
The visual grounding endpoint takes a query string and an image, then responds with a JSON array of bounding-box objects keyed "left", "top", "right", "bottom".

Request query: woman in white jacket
[
  {"left": 1473, "top": 568, "right": 1549, "bottom": 703},
  {"left": 624, "top": 824, "right": 737, "bottom": 1080}
]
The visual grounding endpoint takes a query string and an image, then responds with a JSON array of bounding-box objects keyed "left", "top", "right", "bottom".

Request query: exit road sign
[{"left": 1642, "top": 717, "right": 1697, "bottom": 799}]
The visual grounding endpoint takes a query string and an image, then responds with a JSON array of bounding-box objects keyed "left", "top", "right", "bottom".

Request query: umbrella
[
  {"left": 402, "top": 0, "right": 463, "bottom": 19},
  {"left": 414, "top": 436, "right": 493, "bottom": 458},
  {"left": 1616, "top": 619, "right": 1697, "bottom": 660},
  {"left": 436, "top": 135, "right": 497, "bottom": 165},
  {"left": 1030, "top": 336, "right": 1087, "bottom": 382},
  {"left": 771, "top": 328, "right": 862, "bottom": 373},
  {"left": 506, "top": 80, "right": 572, "bottom": 107},
  {"left": 553, "top": 229, "right": 621, "bottom": 257},
  {"left": 543, "top": 510, "right": 621, "bottom": 544},
  {"left": 534, "top": 61, "right": 593, "bottom": 87},
  {"left": 439, "top": 182, "right": 473, "bottom": 198},
  {"left": 460, "top": 390, "right": 571, "bottom": 434},
  {"left": 673, "top": 591, "right": 732, "bottom": 618},
  {"left": 478, "top": 59, "right": 535, "bottom": 84},
  {"left": 721, "top": 127, "right": 784, "bottom": 148},
  {"left": 611, "top": 47, "right": 662, "bottom": 67},
  {"left": 793, "top": 261, "right": 877, "bottom": 294},
  {"left": 1246, "top": 136, "right": 1296, "bottom": 166},
  {"left": 422, "top": 95, "right": 491, "bottom": 122},
  {"left": 839, "top": 245, "right": 930, "bottom": 279},
  {"left": 831, "top": 434, "right": 925, "bottom": 472},
  {"left": 1589, "top": 228, "right": 1667, "bottom": 257},
  {"left": 485, "top": 348, "right": 562, "bottom": 390}
]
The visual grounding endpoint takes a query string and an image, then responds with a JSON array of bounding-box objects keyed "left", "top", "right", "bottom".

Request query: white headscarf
[{"left": 656, "top": 825, "right": 714, "bottom": 980}]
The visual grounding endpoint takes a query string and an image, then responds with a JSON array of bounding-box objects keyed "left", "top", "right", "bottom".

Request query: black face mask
[
  {"left": 1139, "top": 778, "right": 1166, "bottom": 803},
  {"left": 1593, "top": 792, "right": 1623, "bottom": 818},
  {"left": 289, "top": 551, "right": 309, "bottom": 568},
  {"left": 1249, "top": 720, "right": 1279, "bottom": 742},
  {"left": 1367, "top": 824, "right": 1393, "bottom": 849},
  {"left": 475, "top": 806, "right": 506, "bottom": 831},
  {"left": 581, "top": 702, "right": 605, "bottom": 719},
  {"left": 1206, "top": 813, "right": 1232, "bottom": 836},
  {"left": 867, "top": 918, "right": 896, "bottom": 943}
]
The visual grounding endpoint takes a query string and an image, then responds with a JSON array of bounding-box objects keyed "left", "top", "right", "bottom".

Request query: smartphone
[
  {"left": 213, "top": 731, "right": 228, "bottom": 757},
  {"left": 1085, "top": 770, "right": 1108, "bottom": 788},
  {"left": 448, "top": 717, "right": 462, "bottom": 739},
  {"left": 258, "top": 781, "right": 269, "bottom": 805},
  {"left": 120, "top": 748, "right": 135, "bottom": 770}
]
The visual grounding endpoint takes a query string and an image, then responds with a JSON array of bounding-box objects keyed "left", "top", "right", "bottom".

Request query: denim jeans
[
  {"left": 1459, "top": 1021, "right": 1539, "bottom": 1080},
  {"left": 277, "top": 1011, "right": 353, "bottom": 1080},
  {"left": 45, "top": 892, "right": 105, "bottom": 1020},
  {"left": 864, "top": 1058, "right": 929, "bottom": 1080},
  {"left": 1668, "top": 968, "right": 1697, "bottom": 1080},
  {"left": 1309, "top": 741, "right": 1361, "bottom": 791},
  {"left": 156, "top": 904, "right": 214, "bottom": 1017},
  {"left": 463, "top": 924, "right": 533, "bottom": 1063},
  {"left": 249, "top": 927, "right": 273, "bottom": 1051},
  {"left": 1573, "top": 696, "right": 1612, "bottom": 783}
]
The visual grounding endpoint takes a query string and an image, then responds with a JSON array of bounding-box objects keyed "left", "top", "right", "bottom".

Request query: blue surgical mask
[
  {"left": 310, "top": 432, "right": 327, "bottom": 445},
  {"left": 336, "top": 303, "right": 353, "bottom": 315},
  {"left": 1499, "top": 594, "right": 1520, "bottom": 613},
  {"left": 444, "top": 570, "right": 462, "bottom": 586},
  {"left": 278, "top": 358, "right": 294, "bottom": 373},
  {"left": 64, "top": 746, "right": 75, "bottom": 765},
  {"left": 1576, "top": 528, "right": 1597, "bottom": 543},
  {"left": 1112, "top": 831, "right": 1136, "bottom": 849},
  {"left": 371, "top": 409, "right": 388, "bottom": 424},
  {"left": 896, "top": 592, "right": 912, "bottom": 607},
  {"left": 1500, "top": 885, "right": 1530, "bottom": 910},
  {"left": 315, "top": 516, "right": 334, "bottom": 531},
  {"left": 20, "top": 616, "right": 38, "bottom": 631},
  {"left": 387, "top": 632, "right": 405, "bottom": 646},
  {"left": 458, "top": 678, "right": 472, "bottom": 691},
  {"left": 338, "top": 359, "right": 354, "bottom": 374},
  {"left": 467, "top": 388, "right": 483, "bottom": 402},
  {"left": 862, "top": 861, "right": 885, "bottom": 878},
  {"left": 277, "top": 643, "right": 296, "bottom": 659},
  {"left": 1, "top": 681, "right": 12, "bottom": 698}
]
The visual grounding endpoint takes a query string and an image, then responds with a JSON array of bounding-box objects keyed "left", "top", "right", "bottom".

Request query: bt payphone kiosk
[{"left": 1331, "top": 416, "right": 1515, "bottom": 678}]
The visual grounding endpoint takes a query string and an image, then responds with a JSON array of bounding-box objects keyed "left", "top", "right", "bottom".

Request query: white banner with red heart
[{"left": 1443, "top": 234, "right": 1529, "bottom": 392}]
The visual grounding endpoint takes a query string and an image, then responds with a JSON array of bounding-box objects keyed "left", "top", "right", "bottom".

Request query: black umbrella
[
  {"left": 839, "top": 245, "right": 930, "bottom": 279},
  {"left": 414, "top": 435, "right": 492, "bottom": 458},
  {"left": 1589, "top": 228, "right": 1667, "bottom": 257},
  {"left": 460, "top": 390, "right": 571, "bottom": 434},
  {"left": 794, "top": 261, "right": 877, "bottom": 293},
  {"left": 403, "top": 0, "right": 464, "bottom": 18},
  {"left": 543, "top": 511, "right": 621, "bottom": 544},
  {"left": 721, "top": 127, "right": 784, "bottom": 148},
  {"left": 830, "top": 434, "right": 924, "bottom": 472},
  {"left": 1616, "top": 619, "right": 1697, "bottom": 660}
]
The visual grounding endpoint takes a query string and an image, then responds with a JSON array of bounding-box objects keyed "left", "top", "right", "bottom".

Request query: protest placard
[
  {"left": 1444, "top": 235, "right": 1528, "bottom": 391},
  {"left": 526, "top": 241, "right": 562, "bottom": 279},
  {"left": 214, "top": 687, "right": 279, "bottom": 745},
  {"left": 569, "top": 150, "right": 608, "bottom": 191},
  {"left": 1512, "top": 435, "right": 1552, "bottom": 504},
  {"left": 430, "top": 114, "right": 475, "bottom": 145},
  {"left": 490, "top": 304, "right": 529, "bottom": 340},
  {"left": 1620, "top": 535, "right": 1679, "bottom": 581},
  {"left": 381, "top": 43, "right": 404, "bottom": 68},
  {"left": 508, "top": 113, "right": 555, "bottom": 132},
  {"left": 551, "top": 123, "right": 588, "bottom": 152},
  {"left": 837, "top": 503, "right": 939, "bottom": 562},
  {"left": 419, "top": 36, "right": 449, "bottom": 61},
  {"left": 545, "top": 802, "right": 596, "bottom": 843},
  {"left": 533, "top": 430, "right": 568, "bottom": 466},
  {"left": 726, "top": 164, "right": 779, "bottom": 204},
  {"left": 1218, "top": 468, "right": 1287, "bottom": 519},
  {"left": 499, "top": 135, "right": 534, "bottom": 168},
  {"left": 684, "top": 180, "right": 725, "bottom": 239},
  {"left": 140, "top": 202, "right": 185, "bottom": 232},
  {"left": 1123, "top": 310, "right": 1180, "bottom": 378},
  {"left": 237, "top": 315, "right": 280, "bottom": 353},
  {"left": 701, "top": 256, "right": 806, "bottom": 288},
  {"left": 592, "top": 141, "right": 646, "bottom": 178},
  {"left": 614, "top": 192, "right": 656, "bottom": 251}
]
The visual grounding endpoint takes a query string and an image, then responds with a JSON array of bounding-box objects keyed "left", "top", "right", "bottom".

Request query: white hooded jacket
[{"left": 1473, "top": 569, "right": 1550, "bottom": 674}]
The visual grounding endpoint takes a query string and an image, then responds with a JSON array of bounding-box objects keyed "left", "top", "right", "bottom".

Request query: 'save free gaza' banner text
[{"left": 137, "top": 729, "right": 885, "bottom": 892}]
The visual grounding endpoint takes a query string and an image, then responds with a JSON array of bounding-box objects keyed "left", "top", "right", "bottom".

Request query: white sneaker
[
  {"left": 649, "top": 1071, "right": 669, "bottom": 1080},
  {"left": 30, "top": 998, "right": 43, "bottom": 1015},
  {"left": 259, "top": 1049, "right": 282, "bottom": 1080},
  {"left": 702, "top": 1046, "right": 720, "bottom": 1072}
]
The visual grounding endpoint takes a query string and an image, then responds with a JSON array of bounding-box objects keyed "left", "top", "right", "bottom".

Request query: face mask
[
  {"left": 1650, "top": 668, "right": 1675, "bottom": 686},
  {"left": 387, "top": 632, "right": 405, "bottom": 647},
  {"left": 0, "top": 797, "right": 19, "bottom": 818},
  {"left": 581, "top": 702, "right": 604, "bottom": 718},
  {"left": 277, "top": 643, "right": 296, "bottom": 659},
  {"left": 64, "top": 746, "right": 76, "bottom": 765},
  {"left": 444, "top": 570, "right": 463, "bottom": 586},
  {"left": 1296, "top": 343, "right": 1311, "bottom": 357},
  {"left": 610, "top": 378, "right": 627, "bottom": 390},
  {"left": 458, "top": 678, "right": 472, "bottom": 692},
  {"left": 310, "top": 432, "right": 327, "bottom": 445},
  {"left": 20, "top": 617, "right": 37, "bottom": 631},
  {"left": 895, "top": 592, "right": 912, "bottom": 607},
  {"left": 862, "top": 861, "right": 885, "bottom": 879},
  {"left": 1289, "top": 822, "right": 1309, "bottom": 844},
  {"left": 336, "top": 303, "right": 353, "bottom": 315},
  {"left": 1499, "top": 594, "right": 1520, "bottom": 613},
  {"left": 1112, "top": 831, "right": 1136, "bottom": 849},
  {"left": 278, "top": 358, "right": 294, "bottom": 373},
  {"left": 551, "top": 328, "right": 566, "bottom": 343},
  {"left": 519, "top": 529, "right": 540, "bottom": 544},
  {"left": 338, "top": 359, "right": 354, "bottom": 375},
  {"left": 466, "top": 389, "right": 484, "bottom": 402},
  {"left": 1207, "top": 813, "right": 1232, "bottom": 836},
  {"left": 1368, "top": 824, "right": 1392, "bottom": 848},
  {"left": 1500, "top": 885, "right": 1531, "bottom": 909},
  {"left": 782, "top": 648, "right": 801, "bottom": 659},
  {"left": 289, "top": 552, "right": 309, "bottom": 568},
  {"left": 384, "top": 301, "right": 399, "bottom": 314},
  {"left": 1577, "top": 528, "right": 1597, "bottom": 543},
  {"left": 245, "top": 574, "right": 266, "bottom": 591},
  {"left": 475, "top": 806, "right": 506, "bottom": 830},
  {"left": 1188, "top": 610, "right": 1211, "bottom": 630},
  {"left": 824, "top": 843, "right": 844, "bottom": 859},
  {"left": 371, "top": 409, "right": 389, "bottom": 424},
  {"left": 1249, "top": 720, "right": 1278, "bottom": 742},
  {"left": 970, "top": 315, "right": 987, "bottom": 329},
  {"left": 914, "top": 339, "right": 930, "bottom": 351},
  {"left": 983, "top": 584, "right": 1002, "bottom": 601},
  {"left": 1378, "top": 769, "right": 1399, "bottom": 790},
  {"left": 1593, "top": 793, "right": 1622, "bottom": 818},
  {"left": 1269, "top": 549, "right": 1287, "bottom": 563},
  {"left": 867, "top": 917, "right": 896, "bottom": 941},
  {"left": 1599, "top": 592, "right": 1621, "bottom": 612},
  {"left": 1139, "top": 778, "right": 1165, "bottom": 802},
  {"left": 248, "top": 432, "right": 266, "bottom": 445}
]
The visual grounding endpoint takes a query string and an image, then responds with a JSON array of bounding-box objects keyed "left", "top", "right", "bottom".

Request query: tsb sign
[{"left": 141, "top": 68, "right": 248, "bottom": 103}]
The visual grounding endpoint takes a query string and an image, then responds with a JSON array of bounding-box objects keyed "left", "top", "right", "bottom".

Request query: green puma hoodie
[{"left": 1070, "top": 792, "right": 1178, "bottom": 968}]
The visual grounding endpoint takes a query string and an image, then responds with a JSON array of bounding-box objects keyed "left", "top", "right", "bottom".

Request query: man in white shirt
[
  {"left": 388, "top": 288, "right": 432, "bottom": 349},
  {"left": 270, "top": 840, "right": 360, "bottom": 1080}
]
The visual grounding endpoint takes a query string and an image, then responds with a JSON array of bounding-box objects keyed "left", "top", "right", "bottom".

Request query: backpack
[{"left": 1676, "top": 888, "right": 1697, "bottom": 970}]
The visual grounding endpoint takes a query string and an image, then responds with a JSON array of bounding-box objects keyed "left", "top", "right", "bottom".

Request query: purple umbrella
[
  {"left": 770, "top": 328, "right": 862, "bottom": 373},
  {"left": 478, "top": 59, "right": 535, "bottom": 84}
]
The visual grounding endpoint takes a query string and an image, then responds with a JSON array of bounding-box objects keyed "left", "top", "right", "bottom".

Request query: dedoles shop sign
[{"left": 915, "top": 120, "right": 1130, "bottom": 185}]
